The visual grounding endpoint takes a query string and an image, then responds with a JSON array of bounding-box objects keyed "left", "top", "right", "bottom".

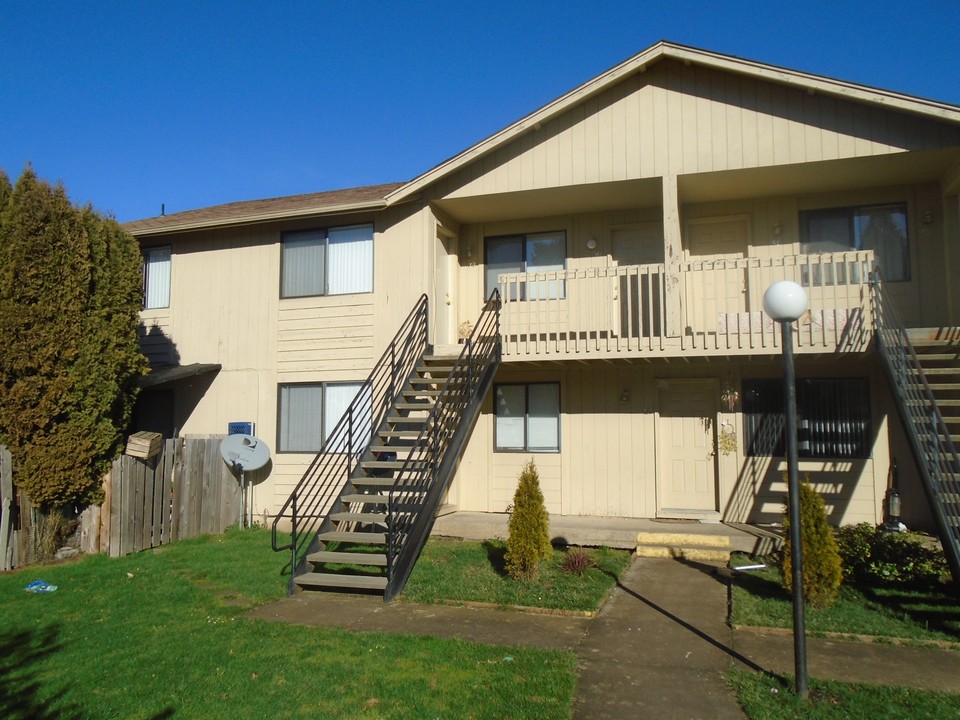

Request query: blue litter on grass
[{"left": 24, "top": 579, "right": 58, "bottom": 593}]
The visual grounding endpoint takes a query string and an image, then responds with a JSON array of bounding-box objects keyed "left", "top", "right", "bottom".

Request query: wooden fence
[
  {"left": 0, "top": 446, "right": 15, "bottom": 570},
  {"left": 0, "top": 436, "right": 245, "bottom": 566}
]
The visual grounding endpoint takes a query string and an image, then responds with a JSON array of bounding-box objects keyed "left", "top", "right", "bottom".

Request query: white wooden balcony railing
[{"left": 497, "top": 250, "right": 875, "bottom": 359}]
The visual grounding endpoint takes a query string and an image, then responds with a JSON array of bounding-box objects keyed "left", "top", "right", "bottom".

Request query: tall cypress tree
[{"left": 0, "top": 168, "right": 148, "bottom": 509}]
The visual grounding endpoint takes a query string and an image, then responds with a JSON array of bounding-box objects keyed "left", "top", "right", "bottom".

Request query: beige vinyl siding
[
  {"left": 278, "top": 295, "right": 376, "bottom": 372},
  {"left": 432, "top": 60, "right": 960, "bottom": 201},
  {"left": 135, "top": 202, "right": 437, "bottom": 515},
  {"left": 450, "top": 359, "right": 889, "bottom": 526}
]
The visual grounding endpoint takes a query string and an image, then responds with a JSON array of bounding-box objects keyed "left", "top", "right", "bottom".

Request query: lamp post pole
[{"left": 763, "top": 280, "right": 809, "bottom": 700}]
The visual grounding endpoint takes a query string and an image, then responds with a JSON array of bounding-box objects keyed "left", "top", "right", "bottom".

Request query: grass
[
  {"left": 729, "top": 556, "right": 960, "bottom": 646},
  {"left": 402, "top": 538, "right": 632, "bottom": 612},
  {"left": 1, "top": 527, "right": 577, "bottom": 719},
  {"left": 729, "top": 668, "right": 960, "bottom": 719}
]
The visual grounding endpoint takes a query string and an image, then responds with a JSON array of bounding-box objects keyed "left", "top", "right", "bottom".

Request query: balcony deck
[{"left": 496, "top": 251, "right": 874, "bottom": 361}]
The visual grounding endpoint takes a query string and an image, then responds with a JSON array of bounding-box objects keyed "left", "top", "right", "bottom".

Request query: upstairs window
[
  {"left": 494, "top": 382, "right": 560, "bottom": 452},
  {"left": 281, "top": 223, "right": 373, "bottom": 298},
  {"left": 800, "top": 203, "right": 909, "bottom": 282},
  {"left": 485, "top": 231, "right": 566, "bottom": 300},
  {"left": 743, "top": 378, "right": 871, "bottom": 460},
  {"left": 277, "top": 381, "right": 370, "bottom": 453},
  {"left": 143, "top": 246, "right": 171, "bottom": 309}
]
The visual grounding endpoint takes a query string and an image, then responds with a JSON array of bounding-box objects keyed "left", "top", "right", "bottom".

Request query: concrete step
[
  {"left": 635, "top": 530, "right": 733, "bottom": 562},
  {"left": 295, "top": 572, "right": 388, "bottom": 591}
]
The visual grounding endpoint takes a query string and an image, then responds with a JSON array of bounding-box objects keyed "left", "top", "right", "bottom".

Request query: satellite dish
[
  {"left": 220, "top": 434, "right": 271, "bottom": 529},
  {"left": 219, "top": 434, "right": 271, "bottom": 472}
]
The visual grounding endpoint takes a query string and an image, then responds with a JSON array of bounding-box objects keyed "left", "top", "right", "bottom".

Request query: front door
[
  {"left": 686, "top": 217, "right": 750, "bottom": 334},
  {"left": 657, "top": 380, "right": 719, "bottom": 517}
]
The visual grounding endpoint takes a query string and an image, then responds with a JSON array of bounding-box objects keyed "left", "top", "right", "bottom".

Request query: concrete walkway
[{"left": 246, "top": 556, "right": 960, "bottom": 719}]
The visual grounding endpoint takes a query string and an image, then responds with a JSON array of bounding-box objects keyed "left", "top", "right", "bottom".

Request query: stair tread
[
  {"left": 378, "top": 430, "right": 426, "bottom": 438},
  {"left": 360, "top": 459, "right": 428, "bottom": 470},
  {"left": 296, "top": 572, "right": 388, "bottom": 590},
  {"left": 386, "top": 416, "right": 431, "bottom": 425},
  {"left": 319, "top": 530, "right": 387, "bottom": 543},
  {"left": 342, "top": 493, "right": 389, "bottom": 503},
  {"left": 351, "top": 476, "right": 430, "bottom": 491},
  {"left": 307, "top": 551, "right": 388, "bottom": 566},
  {"left": 329, "top": 511, "right": 387, "bottom": 523}
]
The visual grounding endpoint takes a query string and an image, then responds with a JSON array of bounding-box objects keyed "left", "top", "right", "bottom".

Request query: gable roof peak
[{"left": 385, "top": 41, "right": 960, "bottom": 206}]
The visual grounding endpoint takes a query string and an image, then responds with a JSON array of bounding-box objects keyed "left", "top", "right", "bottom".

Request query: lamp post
[{"left": 762, "top": 280, "right": 809, "bottom": 700}]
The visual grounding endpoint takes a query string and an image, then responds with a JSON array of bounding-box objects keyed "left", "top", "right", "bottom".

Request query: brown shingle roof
[{"left": 125, "top": 182, "right": 406, "bottom": 236}]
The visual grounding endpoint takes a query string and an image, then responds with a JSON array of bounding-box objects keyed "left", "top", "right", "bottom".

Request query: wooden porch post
[{"left": 663, "top": 174, "right": 683, "bottom": 337}]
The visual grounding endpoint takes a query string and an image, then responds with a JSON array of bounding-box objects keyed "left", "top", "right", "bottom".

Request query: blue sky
[{"left": 2, "top": 1, "right": 959, "bottom": 223}]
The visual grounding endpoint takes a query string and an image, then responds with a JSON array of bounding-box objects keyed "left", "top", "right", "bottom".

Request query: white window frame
[
  {"left": 143, "top": 246, "right": 171, "bottom": 309},
  {"left": 281, "top": 223, "right": 374, "bottom": 298},
  {"left": 494, "top": 382, "right": 561, "bottom": 453},
  {"left": 277, "top": 381, "right": 369, "bottom": 453}
]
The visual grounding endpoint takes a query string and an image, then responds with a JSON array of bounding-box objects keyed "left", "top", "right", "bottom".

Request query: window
[
  {"left": 743, "top": 378, "right": 871, "bottom": 459},
  {"left": 143, "top": 246, "right": 171, "bottom": 309},
  {"left": 277, "top": 381, "right": 370, "bottom": 453},
  {"left": 485, "top": 231, "right": 566, "bottom": 300},
  {"left": 281, "top": 223, "right": 373, "bottom": 298},
  {"left": 494, "top": 383, "right": 560, "bottom": 452},
  {"left": 800, "top": 203, "right": 909, "bottom": 282}
]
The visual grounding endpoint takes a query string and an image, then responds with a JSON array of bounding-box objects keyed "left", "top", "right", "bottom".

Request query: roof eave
[{"left": 127, "top": 198, "right": 389, "bottom": 238}]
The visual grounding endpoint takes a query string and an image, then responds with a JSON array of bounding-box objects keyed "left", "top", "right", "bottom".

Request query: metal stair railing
[
  {"left": 271, "top": 294, "right": 429, "bottom": 589},
  {"left": 384, "top": 289, "right": 502, "bottom": 601},
  {"left": 871, "top": 269, "right": 960, "bottom": 587}
]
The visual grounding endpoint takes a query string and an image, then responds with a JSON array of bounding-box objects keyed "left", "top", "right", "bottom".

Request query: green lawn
[
  {"left": 729, "top": 559, "right": 960, "bottom": 646},
  {"left": 1, "top": 528, "right": 576, "bottom": 719},
  {"left": 403, "top": 538, "right": 632, "bottom": 612},
  {"left": 729, "top": 669, "right": 960, "bottom": 719}
]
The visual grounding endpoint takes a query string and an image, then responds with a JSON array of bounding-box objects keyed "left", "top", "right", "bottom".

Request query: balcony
[{"left": 497, "top": 250, "right": 875, "bottom": 361}]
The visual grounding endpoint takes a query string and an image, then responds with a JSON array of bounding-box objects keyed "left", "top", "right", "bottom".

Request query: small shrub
[
  {"left": 837, "top": 522, "right": 948, "bottom": 588},
  {"left": 560, "top": 548, "right": 596, "bottom": 577},
  {"left": 781, "top": 479, "right": 843, "bottom": 609},
  {"left": 504, "top": 460, "right": 551, "bottom": 580}
]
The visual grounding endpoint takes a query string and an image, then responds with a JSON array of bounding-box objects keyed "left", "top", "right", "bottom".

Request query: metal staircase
[
  {"left": 272, "top": 291, "right": 501, "bottom": 601},
  {"left": 871, "top": 271, "right": 960, "bottom": 588}
]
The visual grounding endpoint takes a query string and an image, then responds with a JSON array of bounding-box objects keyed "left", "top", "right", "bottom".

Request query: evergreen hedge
[{"left": 0, "top": 168, "right": 148, "bottom": 509}]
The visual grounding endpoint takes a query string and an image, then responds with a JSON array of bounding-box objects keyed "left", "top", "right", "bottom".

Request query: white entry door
[{"left": 657, "top": 380, "right": 719, "bottom": 517}]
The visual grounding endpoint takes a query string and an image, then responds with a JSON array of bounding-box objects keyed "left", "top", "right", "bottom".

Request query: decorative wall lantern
[{"left": 720, "top": 382, "right": 740, "bottom": 412}]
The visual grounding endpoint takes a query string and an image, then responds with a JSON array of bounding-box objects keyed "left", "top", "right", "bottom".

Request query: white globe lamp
[{"left": 763, "top": 280, "right": 809, "bottom": 322}]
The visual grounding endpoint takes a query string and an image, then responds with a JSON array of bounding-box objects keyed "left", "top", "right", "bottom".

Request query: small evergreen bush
[
  {"left": 504, "top": 460, "right": 552, "bottom": 580},
  {"left": 837, "top": 522, "right": 948, "bottom": 588},
  {"left": 781, "top": 478, "right": 843, "bottom": 609}
]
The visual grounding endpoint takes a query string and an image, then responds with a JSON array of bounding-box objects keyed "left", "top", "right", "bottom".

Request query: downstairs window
[{"left": 743, "top": 378, "right": 871, "bottom": 459}]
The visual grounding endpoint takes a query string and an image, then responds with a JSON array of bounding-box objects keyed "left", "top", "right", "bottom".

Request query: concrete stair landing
[{"left": 431, "top": 512, "right": 778, "bottom": 559}]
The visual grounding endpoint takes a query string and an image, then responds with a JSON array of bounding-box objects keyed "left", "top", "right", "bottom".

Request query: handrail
[
  {"left": 870, "top": 269, "right": 960, "bottom": 586},
  {"left": 384, "top": 289, "right": 502, "bottom": 601},
  {"left": 271, "top": 294, "right": 429, "bottom": 582}
]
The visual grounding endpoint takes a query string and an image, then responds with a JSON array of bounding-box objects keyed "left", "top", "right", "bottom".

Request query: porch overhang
[{"left": 137, "top": 363, "right": 222, "bottom": 389}]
